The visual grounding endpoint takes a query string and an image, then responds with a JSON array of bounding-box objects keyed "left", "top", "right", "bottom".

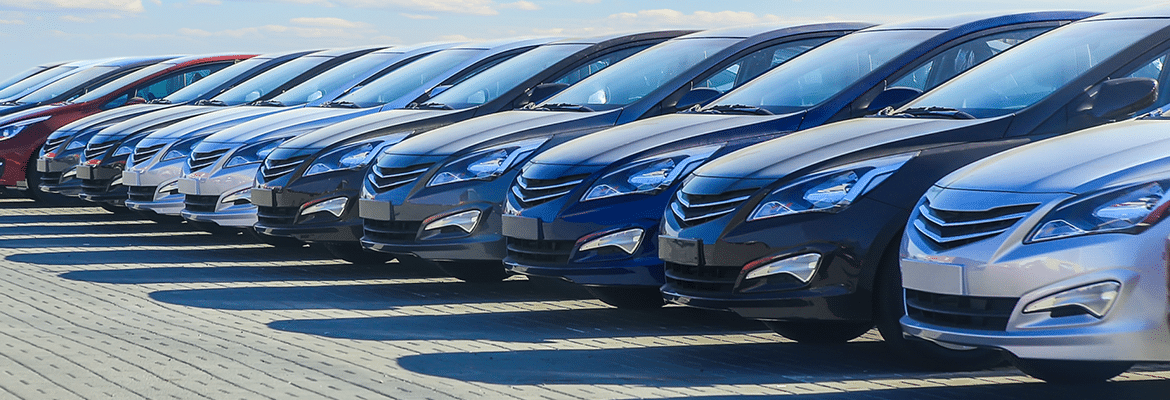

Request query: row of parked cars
[{"left": 5, "top": 4, "right": 1170, "bottom": 384}]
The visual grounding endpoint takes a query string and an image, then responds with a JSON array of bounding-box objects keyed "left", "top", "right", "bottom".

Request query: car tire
[
  {"left": 585, "top": 286, "right": 665, "bottom": 309},
  {"left": 1011, "top": 357, "right": 1133, "bottom": 383},
  {"left": 874, "top": 239, "right": 1005, "bottom": 370},
  {"left": 763, "top": 320, "right": 874, "bottom": 344},
  {"left": 435, "top": 261, "right": 510, "bottom": 283},
  {"left": 323, "top": 242, "right": 393, "bottom": 265}
]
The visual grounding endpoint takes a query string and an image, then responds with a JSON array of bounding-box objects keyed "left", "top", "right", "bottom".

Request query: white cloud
[
  {"left": 0, "top": 18, "right": 21, "bottom": 24},
  {"left": 178, "top": 16, "right": 375, "bottom": 40},
  {"left": 289, "top": 16, "right": 369, "bottom": 29},
  {"left": 0, "top": 0, "right": 144, "bottom": 13},
  {"left": 499, "top": 1, "right": 539, "bottom": 10},
  {"left": 607, "top": 9, "right": 791, "bottom": 28},
  {"left": 399, "top": 13, "right": 436, "bottom": 20},
  {"left": 268, "top": 0, "right": 499, "bottom": 15},
  {"left": 59, "top": 15, "right": 92, "bottom": 22}
]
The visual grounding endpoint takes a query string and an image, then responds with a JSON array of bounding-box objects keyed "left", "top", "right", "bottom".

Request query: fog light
[
  {"left": 159, "top": 180, "right": 179, "bottom": 195},
  {"left": 743, "top": 253, "right": 821, "bottom": 283},
  {"left": 423, "top": 209, "right": 481, "bottom": 233},
  {"left": 301, "top": 197, "right": 348, "bottom": 218},
  {"left": 578, "top": 228, "right": 644, "bottom": 254},
  {"left": 1023, "top": 281, "right": 1120, "bottom": 318},
  {"left": 222, "top": 187, "right": 252, "bottom": 204},
  {"left": 61, "top": 167, "right": 77, "bottom": 181}
]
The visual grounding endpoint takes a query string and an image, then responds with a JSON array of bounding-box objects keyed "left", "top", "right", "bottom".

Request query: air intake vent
[
  {"left": 132, "top": 143, "right": 167, "bottom": 165},
  {"left": 84, "top": 140, "right": 117, "bottom": 160},
  {"left": 511, "top": 174, "right": 588, "bottom": 207},
  {"left": 188, "top": 148, "right": 230, "bottom": 172},
  {"left": 912, "top": 201, "right": 1037, "bottom": 249},
  {"left": 669, "top": 188, "right": 757, "bottom": 227},
  {"left": 368, "top": 163, "right": 434, "bottom": 192},
  {"left": 260, "top": 155, "right": 310, "bottom": 181}
]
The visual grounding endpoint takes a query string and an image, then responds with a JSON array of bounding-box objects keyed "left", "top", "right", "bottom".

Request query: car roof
[
  {"left": 451, "top": 37, "right": 564, "bottom": 52},
  {"left": 158, "top": 53, "right": 257, "bottom": 68},
  {"left": 683, "top": 23, "right": 870, "bottom": 39},
  {"left": 303, "top": 45, "right": 391, "bottom": 58},
  {"left": 95, "top": 55, "right": 184, "bottom": 68},
  {"left": 868, "top": 11, "right": 1100, "bottom": 31},
  {"left": 1083, "top": 4, "right": 1170, "bottom": 20}
]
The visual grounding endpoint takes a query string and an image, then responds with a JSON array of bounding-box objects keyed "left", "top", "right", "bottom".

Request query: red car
[{"left": 0, "top": 53, "right": 254, "bottom": 200}]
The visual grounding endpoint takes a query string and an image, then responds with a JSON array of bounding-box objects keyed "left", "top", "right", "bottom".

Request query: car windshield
[
  {"left": 211, "top": 56, "right": 336, "bottom": 105},
  {"left": 0, "top": 66, "right": 51, "bottom": 90},
  {"left": 333, "top": 49, "right": 481, "bottom": 108},
  {"left": 163, "top": 57, "right": 268, "bottom": 104},
  {"left": 269, "top": 52, "right": 401, "bottom": 106},
  {"left": 709, "top": 29, "right": 938, "bottom": 114},
  {"left": 14, "top": 65, "right": 120, "bottom": 104},
  {"left": 541, "top": 38, "right": 742, "bottom": 111},
  {"left": 70, "top": 63, "right": 175, "bottom": 103},
  {"left": 426, "top": 44, "right": 588, "bottom": 109},
  {"left": 0, "top": 65, "right": 78, "bottom": 100},
  {"left": 902, "top": 19, "right": 1169, "bottom": 118}
]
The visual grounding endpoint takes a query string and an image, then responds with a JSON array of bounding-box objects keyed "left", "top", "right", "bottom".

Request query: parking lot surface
[{"left": 1, "top": 197, "right": 1169, "bottom": 399}]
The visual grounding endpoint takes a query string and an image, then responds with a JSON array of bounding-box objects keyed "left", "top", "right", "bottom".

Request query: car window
[
  {"left": 1118, "top": 50, "right": 1170, "bottom": 114},
  {"left": 891, "top": 27, "right": 1051, "bottom": 92},
  {"left": 551, "top": 45, "right": 649, "bottom": 87},
  {"left": 427, "top": 44, "right": 590, "bottom": 109},
  {"left": 700, "top": 38, "right": 832, "bottom": 93},
  {"left": 102, "top": 64, "right": 232, "bottom": 109}
]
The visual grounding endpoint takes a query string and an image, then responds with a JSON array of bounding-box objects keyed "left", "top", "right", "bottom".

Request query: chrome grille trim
[
  {"left": 84, "top": 141, "right": 117, "bottom": 160},
  {"left": 43, "top": 136, "right": 69, "bottom": 153},
  {"left": 368, "top": 163, "right": 433, "bottom": 192},
  {"left": 188, "top": 148, "right": 230, "bottom": 171},
  {"left": 669, "top": 188, "right": 757, "bottom": 226},
  {"left": 132, "top": 143, "right": 167, "bottom": 165},
  {"left": 260, "top": 156, "right": 310, "bottom": 181},
  {"left": 913, "top": 201, "right": 1038, "bottom": 249},
  {"left": 512, "top": 174, "right": 587, "bottom": 206}
]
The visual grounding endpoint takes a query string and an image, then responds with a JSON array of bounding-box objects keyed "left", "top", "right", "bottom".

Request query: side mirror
[
  {"left": 427, "top": 85, "right": 453, "bottom": 98},
  {"left": 865, "top": 87, "right": 922, "bottom": 113},
  {"left": 125, "top": 97, "right": 147, "bottom": 106},
  {"left": 527, "top": 83, "right": 569, "bottom": 104},
  {"left": 676, "top": 87, "right": 722, "bottom": 111},
  {"left": 1076, "top": 77, "right": 1158, "bottom": 120}
]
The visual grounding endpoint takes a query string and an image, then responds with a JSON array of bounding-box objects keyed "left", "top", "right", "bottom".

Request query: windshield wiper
[
  {"left": 893, "top": 106, "right": 975, "bottom": 119},
  {"left": 251, "top": 99, "right": 285, "bottom": 107},
  {"left": 411, "top": 102, "right": 453, "bottom": 110},
  {"left": 320, "top": 100, "right": 362, "bottom": 109},
  {"left": 195, "top": 99, "right": 228, "bottom": 106},
  {"left": 148, "top": 98, "right": 171, "bottom": 104},
  {"left": 0, "top": 101, "right": 17, "bottom": 106},
  {"left": 702, "top": 104, "right": 773, "bottom": 115},
  {"left": 533, "top": 103, "right": 594, "bottom": 112}
]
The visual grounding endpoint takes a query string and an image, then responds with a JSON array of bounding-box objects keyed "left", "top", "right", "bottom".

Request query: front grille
[
  {"left": 368, "top": 163, "right": 433, "bottom": 193},
  {"left": 184, "top": 194, "right": 219, "bottom": 213},
  {"left": 43, "top": 136, "right": 69, "bottom": 154},
  {"left": 905, "top": 289, "right": 1018, "bottom": 331},
  {"left": 261, "top": 155, "right": 310, "bottom": 181},
  {"left": 84, "top": 140, "right": 117, "bottom": 160},
  {"left": 363, "top": 219, "right": 422, "bottom": 242},
  {"left": 913, "top": 201, "right": 1037, "bottom": 249},
  {"left": 670, "top": 188, "right": 758, "bottom": 227},
  {"left": 132, "top": 143, "right": 167, "bottom": 165},
  {"left": 81, "top": 178, "right": 115, "bottom": 195},
  {"left": 188, "top": 148, "right": 230, "bottom": 172},
  {"left": 257, "top": 205, "right": 298, "bottom": 225},
  {"left": 127, "top": 185, "right": 157, "bottom": 202},
  {"left": 505, "top": 238, "right": 575, "bottom": 264},
  {"left": 512, "top": 174, "right": 588, "bottom": 207},
  {"left": 664, "top": 262, "right": 742, "bottom": 293}
]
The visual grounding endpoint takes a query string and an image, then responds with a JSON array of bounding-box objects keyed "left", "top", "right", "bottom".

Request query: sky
[{"left": 0, "top": 0, "right": 1155, "bottom": 78}]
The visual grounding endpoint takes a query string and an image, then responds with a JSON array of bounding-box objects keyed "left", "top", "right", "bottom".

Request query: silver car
[{"left": 899, "top": 116, "right": 1170, "bottom": 382}]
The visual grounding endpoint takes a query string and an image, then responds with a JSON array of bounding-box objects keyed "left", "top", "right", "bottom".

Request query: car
[
  {"left": 0, "top": 53, "right": 254, "bottom": 200},
  {"left": 0, "top": 55, "right": 179, "bottom": 120},
  {"left": 201, "top": 32, "right": 684, "bottom": 245},
  {"left": 354, "top": 23, "right": 873, "bottom": 281},
  {"left": 173, "top": 38, "right": 571, "bottom": 234},
  {"left": 75, "top": 46, "right": 415, "bottom": 208},
  {"left": 36, "top": 49, "right": 318, "bottom": 199},
  {"left": 0, "top": 60, "right": 70, "bottom": 93},
  {"left": 0, "top": 59, "right": 111, "bottom": 103},
  {"left": 498, "top": 11, "right": 1092, "bottom": 309},
  {"left": 655, "top": 6, "right": 1170, "bottom": 368},
  {"left": 898, "top": 114, "right": 1170, "bottom": 383}
]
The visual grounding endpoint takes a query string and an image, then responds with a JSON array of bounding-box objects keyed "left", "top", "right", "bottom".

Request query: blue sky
[{"left": 0, "top": 0, "right": 1154, "bottom": 78}]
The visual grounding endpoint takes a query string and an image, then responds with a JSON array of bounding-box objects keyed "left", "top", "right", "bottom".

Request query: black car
[
  {"left": 355, "top": 23, "right": 873, "bottom": 281},
  {"left": 498, "top": 11, "right": 1093, "bottom": 309},
  {"left": 657, "top": 6, "right": 1170, "bottom": 367},
  {"left": 249, "top": 31, "right": 690, "bottom": 258}
]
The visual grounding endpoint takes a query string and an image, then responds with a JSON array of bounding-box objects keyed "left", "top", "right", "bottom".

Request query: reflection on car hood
[
  {"left": 939, "top": 119, "right": 1170, "bottom": 194},
  {"left": 200, "top": 107, "right": 370, "bottom": 145},
  {"left": 0, "top": 103, "right": 60, "bottom": 126},
  {"left": 139, "top": 106, "right": 290, "bottom": 142},
  {"left": 90, "top": 105, "right": 222, "bottom": 143},
  {"left": 278, "top": 108, "right": 456, "bottom": 150},
  {"left": 528, "top": 113, "right": 797, "bottom": 167},
  {"left": 53, "top": 104, "right": 171, "bottom": 137},
  {"left": 693, "top": 117, "right": 995, "bottom": 180},
  {"left": 385, "top": 110, "right": 617, "bottom": 157}
]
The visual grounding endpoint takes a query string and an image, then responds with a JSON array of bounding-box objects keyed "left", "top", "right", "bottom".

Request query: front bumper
[
  {"left": 76, "top": 164, "right": 126, "bottom": 205},
  {"left": 500, "top": 213, "right": 665, "bottom": 287},
  {"left": 251, "top": 187, "right": 362, "bottom": 243},
  {"left": 37, "top": 157, "right": 82, "bottom": 197},
  {"left": 359, "top": 198, "right": 507, "bottom": 262}
]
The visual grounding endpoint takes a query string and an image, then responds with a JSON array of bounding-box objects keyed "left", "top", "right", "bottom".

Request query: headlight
[
  {"left": 303, "top": 133, "right": 410, "bottom": 178},
  {"left": 747, "top": 153, "right": 915, "bottom": 221},
  {"left": 1029, "top": 181, "right": 1170, "bottom": 242},
  {"left": 0, "top": 116, "right": 51, "bottom": 141},
  {"left": 161, "top": 137, "right": 202, "bottom": 161},
  {"left": 427, "top": 137, "right": 547, "bottom": 187},
  {"left": 581, "top": 144, "right": 721, "bottom": 202},
  {"left": 225, "top": 138, "right": 284, "bottom": 168}
]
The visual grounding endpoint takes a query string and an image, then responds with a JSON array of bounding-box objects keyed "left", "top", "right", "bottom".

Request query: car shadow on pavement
[
  {"left": 9, "top": 246, "right": 335, "bottom": 265},
  {"left": 60, "top": 262, "right": 445, "bottom": 284},
  {"left": 641, "top": 379, "right": 1170, "bottom": 400},
  {"left": 147, "top": 278, "right": 594, "bottom": 311},
  {"left": 0, "top": 233, "right": 227, "bottom": 248},
  {"left": 267, "top": 305, "right": 765, "bottom": 341}
]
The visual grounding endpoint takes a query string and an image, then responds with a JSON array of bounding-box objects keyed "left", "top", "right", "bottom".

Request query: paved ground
[{"left": 0, "top": 197, "right": 1168, "bottom": 399}]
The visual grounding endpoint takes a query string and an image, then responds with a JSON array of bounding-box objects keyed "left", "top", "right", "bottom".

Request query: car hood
[
  {"left": 693, "top": 116, "right": 1002, "bottom": 181},
  {"left": 277, "top": 108, "right": 457, "bottom": 150},
  {"left": 384, "top": 110, "right": 619, "bottom": 157},
  {"left": 139, "top": 106, "right": 290, "bottom": 142},
  {"left": 527, "top": 113, "right": 800, "bottom": 167},
  {"left": 0, "top": 103, "right": 64, "bottom": 126},
  {"left": 90, "top": 105, "right": 222, "bottom": 143},
  {"left": 53, "top": 104, "right": 172, "bottom": 135},
  {"left": 199, "top": 107, "right": 370, "bottom": 145},
  {"left": 939, "top": 119, "right": 1170, "bottom": 195}
]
